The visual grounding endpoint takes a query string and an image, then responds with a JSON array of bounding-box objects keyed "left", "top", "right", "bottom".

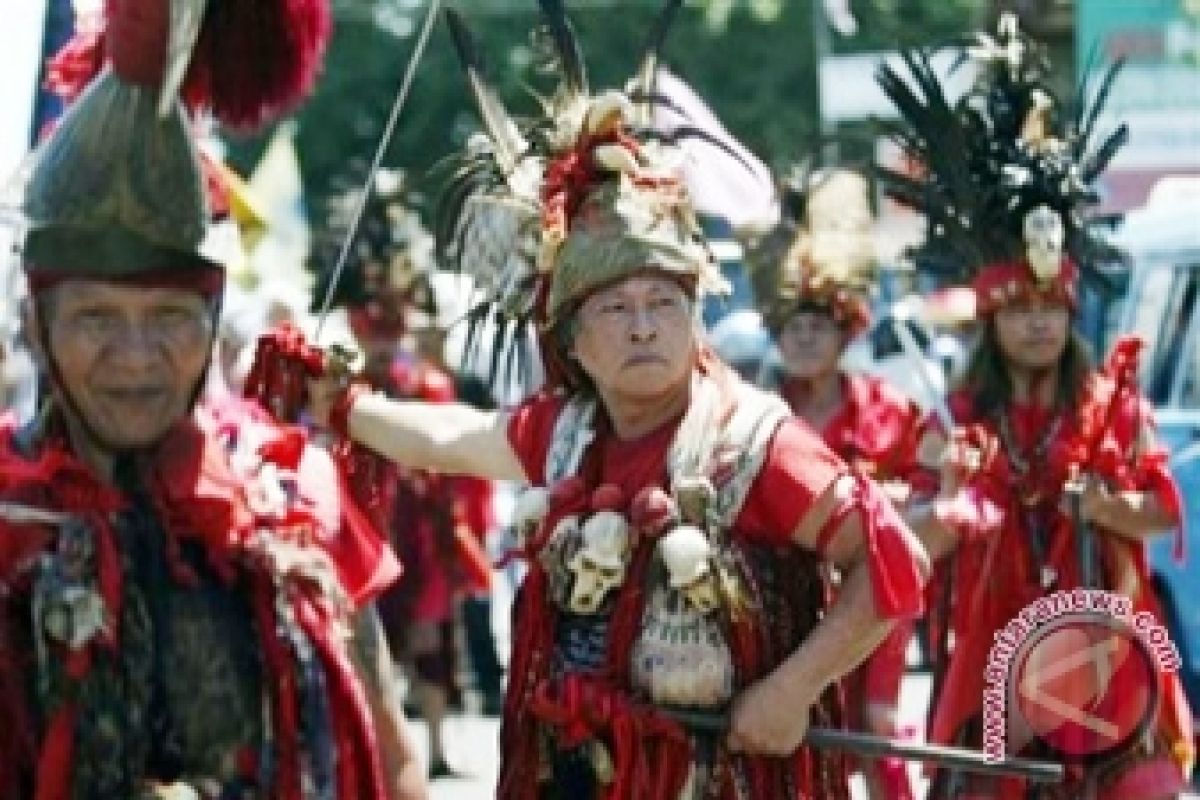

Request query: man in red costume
[
  {"left": 305, "top": 5, "right": 930, "bottom": 798},
  {"left": 746, "top": 167, "right": 925, "bottom": 800},
  {"left": 312, "top": 178, "right": 494, "bottom": 778},
  {"left": 0, "top": 1, "right": 425, "bottom": 797},
  {"left": 881, "top": 15, "right": 1193, "bottom": 799}
]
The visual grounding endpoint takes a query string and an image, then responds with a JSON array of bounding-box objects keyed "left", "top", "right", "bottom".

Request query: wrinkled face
[
  {"left": 570, "top": 273, "right": 696, "bottom": 400},
  {"left": 993, "top": 298, "right": 1071, "bottom": 371},
  {"left": 37, "top": 280, "right": 215, "bottom": 450},
  {"left": 776, "top": 308, "right": 845, "bottom": 379}
]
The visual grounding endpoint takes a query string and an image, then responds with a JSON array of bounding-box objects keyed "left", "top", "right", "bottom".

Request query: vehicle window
[
  {"left": 1173, "top": 264, "right": 1200, "bottom": 409},
  {"left": 1124, "top": 264, "right": 1174, "bottom": 398}
]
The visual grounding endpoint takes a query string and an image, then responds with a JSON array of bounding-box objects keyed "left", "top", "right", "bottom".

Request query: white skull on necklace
[{"left": 564, "top": 511, "right": 631, "bottom": 614}]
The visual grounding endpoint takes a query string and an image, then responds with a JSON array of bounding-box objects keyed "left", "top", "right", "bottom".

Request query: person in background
[
  {"left": 745, "top": 166, "right": 926, "bottom": 800},
  {"left": 0, "top": 1, "right": 425, "bottom": 796},
  {"left": 300, "top": 4, "right": 930, "bottom": 797},
  {"left": 312, "top": 176, "right": 494, "bottom": 778},
  {"left": 882, "top": 15, "right": 1192, "bottom": 798}
]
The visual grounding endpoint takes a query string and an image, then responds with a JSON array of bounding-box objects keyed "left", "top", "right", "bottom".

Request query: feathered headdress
[
  {"left": 876, "top": 13, "right": 1128, "bottom": 315},
  {"left": 743, "top": 165, "right": 877, "bottom": 334},
  {"left": 311, "top": 168, "right": 437, "bottom": 340},
  {"left": 18, "top": 0, "right": 331, "bottom": 286},
  {"left": 435, "top": 0, "right": 728, "bottom": 390}
]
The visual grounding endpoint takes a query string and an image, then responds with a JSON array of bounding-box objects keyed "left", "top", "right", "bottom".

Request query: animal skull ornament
[
  {"left": 658, "top": 525, "right": 720, "bottom": 614},
  {"left": 631, "top": 586, "right": 735, "bottom": 708},
  {"left": 565, "top": 511, "right": 631, "bottom": 614},
  {"left": 1023, "top": 204, "right": 1065, "bottom": 284}
]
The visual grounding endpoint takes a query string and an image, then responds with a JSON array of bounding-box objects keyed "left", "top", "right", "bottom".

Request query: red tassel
[
  {"left": 251, "top": 578, "right": 303, "bottom": 800},
  {"left": 188, "top": 0, "right": 332, "bottom": 129},
  {"left": 35, "top": 705, "right": 77, "bottom": 800}
]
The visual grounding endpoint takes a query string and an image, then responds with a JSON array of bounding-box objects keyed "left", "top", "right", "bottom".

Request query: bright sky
[{"left": 0, "top": 0, "right": 48, "bottom": 183}]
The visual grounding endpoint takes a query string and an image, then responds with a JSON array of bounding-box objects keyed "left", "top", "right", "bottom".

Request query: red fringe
[
  {"left": 603, "top": 544, "right": 653, "bottom": 687},
  {"left": 252, "top": 576, "right": 303, "bottom": 800},
  {"left": 0, "top": 615, "right": 37, "bottom": 798},
  {"left": 497, "top": 567, "right": 554, "bottom": 800},
  {"left": 294, "top": 596, "right": 388, "bottom": 800},
  {"left": 34, "top": 704, "right": 77, "bottom": 800}
]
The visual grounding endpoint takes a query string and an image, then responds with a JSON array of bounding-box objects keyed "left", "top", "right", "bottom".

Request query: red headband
[{"left": 972, "top": 258, "right": 1078, "bottom": 315}]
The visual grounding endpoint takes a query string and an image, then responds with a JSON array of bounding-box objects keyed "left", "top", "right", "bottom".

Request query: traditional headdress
[
  {"left": 15, "top": 0, "right": 331, "bottom": 291},
  {"left": 876, "top": 13, "right": 1128, "bottom": 315},
  {"left": 312, "top": 168, "right": 436, "bottom": 341},
  {"left": 435, "top": 0, "right": 728, "bottom": 389},
  {"left": 743, "top": 165, "right": 877, "bottom": 335}
]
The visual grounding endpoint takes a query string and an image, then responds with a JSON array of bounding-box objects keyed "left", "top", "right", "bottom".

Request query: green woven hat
[{"left": 546, "top": 178, "right": 717, "bottom": 326}]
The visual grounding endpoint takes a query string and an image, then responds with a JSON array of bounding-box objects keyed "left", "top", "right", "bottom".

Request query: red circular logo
[{"left": 1010, "top": 613, "right": 1158, "bottom": 763}]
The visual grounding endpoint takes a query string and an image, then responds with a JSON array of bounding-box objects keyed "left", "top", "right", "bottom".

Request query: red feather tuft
[
  {"left": 187, "top": 0, "right": 332, "bottom": 130},
  {"left": 47, "top": 0, "right": 331, "bottom": 131}
]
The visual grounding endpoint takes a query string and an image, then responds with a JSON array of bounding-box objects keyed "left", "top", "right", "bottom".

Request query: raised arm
[{"left": 309, "top": 377, "right": 527, "bottom": 481}]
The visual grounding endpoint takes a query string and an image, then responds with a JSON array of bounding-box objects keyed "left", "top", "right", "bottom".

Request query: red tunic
[
  {"left": 508, "top": 390, "right": 845, "bottom": 548},
  {"left": 929, "top": 374, "right": 1192, "bottom": 798},
  {"left": 0, "top": 400, "right": 401, "bottom": 799},
  {"left": 498, "top": 383, "right": 927, "bottom": 799},
  {"left": 789, "top": 373, "right": 926, "bottom": 483}
]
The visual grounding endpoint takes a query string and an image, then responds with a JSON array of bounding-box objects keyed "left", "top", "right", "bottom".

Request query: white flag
[{"left": 650, "top": 70, "right": 779, "bottom": 231}]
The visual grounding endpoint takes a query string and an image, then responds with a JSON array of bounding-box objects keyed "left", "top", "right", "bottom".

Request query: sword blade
[{"left": 313, "top": 0, "right": 443, "bottom": 339}]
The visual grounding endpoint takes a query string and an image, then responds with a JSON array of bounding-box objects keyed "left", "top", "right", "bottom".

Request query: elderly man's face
[
  {"left": 570, "top": 274, "right": 696, "bottom": 401},
  {"left": 37, "top": 280, "right": 215, "bottom": 450}
]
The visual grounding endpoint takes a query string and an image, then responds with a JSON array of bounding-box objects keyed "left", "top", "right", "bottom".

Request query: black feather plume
[{"left": 536, "top": 0, "right": 588, "bottom": 98}]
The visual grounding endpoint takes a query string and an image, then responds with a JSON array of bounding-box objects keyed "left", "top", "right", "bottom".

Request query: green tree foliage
[{"left": 224, "top": 0, "right": 981, "bottom": 276}]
